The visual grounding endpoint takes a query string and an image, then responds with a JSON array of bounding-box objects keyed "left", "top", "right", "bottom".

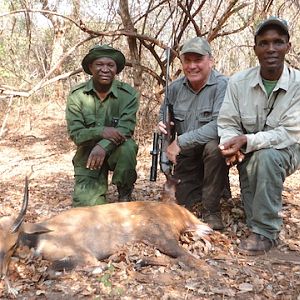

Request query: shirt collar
[
  {"left": 250, "top": 64, "right": 290, "bottom": 92},
  {"left": 83, "top": 78, "right": 119, "bottom": 98}
]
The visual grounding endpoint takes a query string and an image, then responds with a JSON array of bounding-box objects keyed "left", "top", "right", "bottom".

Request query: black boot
[{"left": 117, "top": 186, "right": 133, "bottom": 202}]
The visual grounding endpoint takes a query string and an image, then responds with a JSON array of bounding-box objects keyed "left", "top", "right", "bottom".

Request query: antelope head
[
  {"left": 0, "top": 177, "right": 28, "bottom": 279},
  {"left": 160, "top": 175, "right": 180, "bottom": 203}
]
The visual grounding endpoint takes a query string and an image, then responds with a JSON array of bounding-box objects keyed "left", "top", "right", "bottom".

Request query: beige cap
[{"left": 180, "top": 37, "right": 211, "bottom": 56}]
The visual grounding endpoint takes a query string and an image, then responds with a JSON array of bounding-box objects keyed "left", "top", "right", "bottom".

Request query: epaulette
[
  {"left": 69, "top": 82, "right": 87, "bottom": 94},
  {"left": 116, "top": 80, "right": 136, "bottom": 95}
]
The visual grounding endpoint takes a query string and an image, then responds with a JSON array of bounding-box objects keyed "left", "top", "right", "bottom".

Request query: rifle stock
[{"left": 159, "top": 103, "right": 175, "bottom": 177}]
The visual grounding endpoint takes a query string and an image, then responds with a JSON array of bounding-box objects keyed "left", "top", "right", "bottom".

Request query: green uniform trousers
[
  {"left": 72, "top": 139, "right": 138, "bottom": 207},
  {"left": 237, "top": 144, "right": 300, "bottom": 240}
]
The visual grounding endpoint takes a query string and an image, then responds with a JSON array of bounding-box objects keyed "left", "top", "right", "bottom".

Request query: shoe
[
  {"left": 117, "top": 186, "right": 133, "bottom": 202},
  {"left": 238, "top": 233, "right": 278, "bottom": 255},
  {"left": 203, "top": 212, "right": 224, "bottom": 231}
]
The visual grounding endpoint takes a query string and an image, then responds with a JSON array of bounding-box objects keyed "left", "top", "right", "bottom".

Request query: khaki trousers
[{"left": 237, "top": 144, "right": 300, "bottom": 240}]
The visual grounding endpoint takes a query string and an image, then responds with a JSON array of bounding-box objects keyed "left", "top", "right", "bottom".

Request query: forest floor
[{"left": 0, "top": 101, "right": 300, "bottom": 300}]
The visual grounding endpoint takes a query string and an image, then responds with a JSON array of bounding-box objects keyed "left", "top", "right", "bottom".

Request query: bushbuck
[{"left": 0, "top": 177, "right": 213, "bottom": 295}]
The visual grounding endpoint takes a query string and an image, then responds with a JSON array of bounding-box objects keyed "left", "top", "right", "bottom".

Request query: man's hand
[
  {"left": 166, "top": 139, "right": 181, "bottom": 164},
  {"left": 224, "top": 151, "right": 245, "bottom": 166},
  {"left": 102, "top": 127, "right": 125, "bottom": 145},
  {"left": 219, "top": 135, "right": 247, "bottom": 157},
  {"left": 86, "top": 144, "right": 106, "bottom": 170},
  {"left": 219, "top": 135, "right": 247, "bottom": 166},
  {"left": 157, "top": 121, "right": 174, "bottom": 135}
]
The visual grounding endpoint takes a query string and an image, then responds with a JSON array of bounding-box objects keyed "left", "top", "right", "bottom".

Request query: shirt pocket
[
  {"left": 83, "top": 113, "right": 96, "bottom": 128},
  {"left": 173, "top": 109, "right": 186, "bottom": 135},
  {"left": 196, "top": 107, "right": 214, "bottom": 125},
  {"left": 265, "top": 115, "right": 278, "bottom": 129},
  {"left": 241, "top": 116, "right": 259, "bottom": 133}
]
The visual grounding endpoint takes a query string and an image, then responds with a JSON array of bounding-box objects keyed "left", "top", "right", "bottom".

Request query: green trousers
[
  {"left": 237, "top": 144, "right": 300, "bottom": 240},
  {"left": 72, "top": 139, "right": 138, "bottom": 207}
]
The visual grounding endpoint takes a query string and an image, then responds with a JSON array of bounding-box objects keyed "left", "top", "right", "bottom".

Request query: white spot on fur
[
  {"left": 185, "top": 224, "right": 212, "bottom": 236},
  {"left": 35, "top": 240, "right": 46, "bottom": 255}
]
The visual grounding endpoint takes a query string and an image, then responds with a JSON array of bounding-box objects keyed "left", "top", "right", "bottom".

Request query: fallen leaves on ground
[{"left": 0, "top": 103, "right": 299, "bottom": 299}]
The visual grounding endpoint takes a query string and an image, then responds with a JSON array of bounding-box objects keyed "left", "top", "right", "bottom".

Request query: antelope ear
[{"left": 22, "top": 223, "right": 51, "bottom": 234}]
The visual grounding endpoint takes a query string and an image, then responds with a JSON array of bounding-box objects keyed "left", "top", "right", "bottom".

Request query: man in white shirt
[{"left": 218, "top": 17, "right": 300, "bottom": 255}]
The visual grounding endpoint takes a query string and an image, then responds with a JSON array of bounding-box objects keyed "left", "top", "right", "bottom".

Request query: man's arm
[
  {"left": 217, "top": 77, "right": 248, "bottom": 165},
  {"left": 97, "top": 88, "right": 139, "bottom": 154},
  {"left": 177, "top": 77, "right": 228, "bottom": 150},
  {"left": 217, "top": 79, "right": 245, "bottom": 145},
  {"left": 66, "top": 93, "right": 104, "bottom": 146}
]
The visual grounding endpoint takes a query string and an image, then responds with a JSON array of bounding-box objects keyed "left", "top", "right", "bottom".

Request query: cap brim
[
  {"left": 81, "top": 49, "right": 126, "bottom": 75},
  {"left": 180, "top": 48, "right": 208, "bottom": 56},
  {"left": 256, "top": 20, "right": 289, "bottom": 36}
]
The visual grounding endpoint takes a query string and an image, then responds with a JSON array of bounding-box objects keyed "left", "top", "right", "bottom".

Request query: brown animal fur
[
  {"left": 21, "top": 201, "right": 212, "bottom": 270},
  {"left": 0, "top": 177, "right": 213, "bottom": 292}
]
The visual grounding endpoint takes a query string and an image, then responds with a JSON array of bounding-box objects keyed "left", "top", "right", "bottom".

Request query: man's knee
[
  {"left": 73, "top": 175, "right": 107, "bottom": 207},
  {"left": 203, "top": 140, "right": 226, "bottom": 168},
  {"left": 114, "top": 139, "right": 138, "bottom": 160},
  {"left": 251, "top": 148, "right": 285, "bottom": 172},
  {"left": 252, "top": 148, "right": 277, "bottom": 161},
  {"left": 203, "top": 140, "right": 222, "bottom": 158}
]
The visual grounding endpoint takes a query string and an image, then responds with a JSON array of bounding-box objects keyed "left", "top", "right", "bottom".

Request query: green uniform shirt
[{"left": 66, "top": 78, "right": 139, "bottom": 169}]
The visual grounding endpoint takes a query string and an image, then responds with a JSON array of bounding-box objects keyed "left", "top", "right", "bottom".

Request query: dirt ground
[{"left": 0, "top": 101, "right": 300, "bottom": 299}]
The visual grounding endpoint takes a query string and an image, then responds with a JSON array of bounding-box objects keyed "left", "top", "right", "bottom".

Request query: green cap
[
  {"left": 180, "top": 37, "right": 212, "bottom": 56},
  {"left": 81, "top": 44, "right": 126, "bottom": 75},
  {"left": 255, "top": 16, "right": 289, "bottom": 39}
]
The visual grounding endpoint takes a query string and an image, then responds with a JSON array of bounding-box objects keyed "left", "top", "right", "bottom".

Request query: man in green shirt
[{"left": 66, "top": 45, "right": 139, "bottom": 206}]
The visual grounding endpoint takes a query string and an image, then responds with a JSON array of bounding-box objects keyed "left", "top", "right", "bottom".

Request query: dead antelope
[{"left": 0, "top": 177, "right": 213, "bottom": 295}]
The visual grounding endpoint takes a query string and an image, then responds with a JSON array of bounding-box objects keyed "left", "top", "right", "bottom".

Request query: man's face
[
  {"left": 181, "top": 53, "right": 213, "bottom": 89},
  {"left": 254, "top": 28, "right": 290, "bottom": 76},
  {"left": 88, "top": 57, "right": 117, "bottom": 85}
]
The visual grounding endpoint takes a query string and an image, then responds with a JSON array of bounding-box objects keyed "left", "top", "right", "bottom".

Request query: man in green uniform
[{"left": 66, "top": 45, "right": 139, "bottom": 206}]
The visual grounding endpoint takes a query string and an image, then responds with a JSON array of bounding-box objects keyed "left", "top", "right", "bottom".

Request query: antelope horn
[{"left": 10, "top": 177, "right": 29, "bottom": 233}]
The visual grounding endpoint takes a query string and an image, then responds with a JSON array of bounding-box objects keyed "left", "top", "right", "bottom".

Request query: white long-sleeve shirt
[{"left": 218, "top": 64, "right": 300, "bottom": 153}]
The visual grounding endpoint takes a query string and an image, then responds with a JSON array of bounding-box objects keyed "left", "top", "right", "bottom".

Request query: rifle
[{"left": 150, "top": 47, "right": 175, "bottom": 181}]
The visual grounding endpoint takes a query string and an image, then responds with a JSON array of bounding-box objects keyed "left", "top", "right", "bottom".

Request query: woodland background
[
  {"left": 0, "top": 0, "right": 300, "bottom": 299},
  {"left": 0, "top": 0, "right": 300, "bottom": 141}
]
